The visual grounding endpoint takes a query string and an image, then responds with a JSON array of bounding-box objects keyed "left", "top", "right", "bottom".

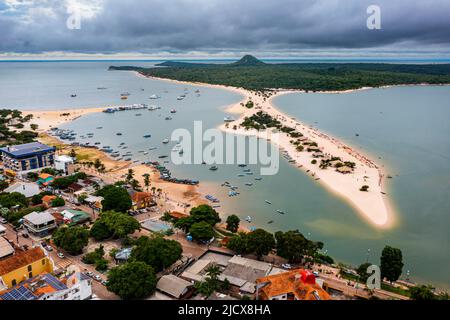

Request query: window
[
  {"left": 27, "top": 265, "right": 32, "bottom": 272},
  {"left": 42, "top": 259, "right": 46, "bottom": 265},
  {"left": 12, "top": 279, "right": 17, "bottom": 286},
  {"left": 29, "top": 272, "right": 33, "bottom": 278}
]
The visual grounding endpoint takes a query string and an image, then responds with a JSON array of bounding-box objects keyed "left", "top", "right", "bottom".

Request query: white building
[
  {"left": 23, "top": 211, "right": 57, "bottom": 237},
  {"left": 4, "top": 182, "right": 40, "bottom": 198},
  {"left": 54, "top": 155, "right": 74, "bottom": 174}
]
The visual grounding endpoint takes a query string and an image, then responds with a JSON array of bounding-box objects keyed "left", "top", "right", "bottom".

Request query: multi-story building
[
  {"left": 0, "top": 247, "right": 54, "bottom": 290},
  {"left": 23, "top": 211, "right": 57, "bottom": 237},
  {"left": 0, "top": 272, "right": 92, "bottom": 300},
  {"left": 0, "top": 142, "right": 56, "bottom": 173}
]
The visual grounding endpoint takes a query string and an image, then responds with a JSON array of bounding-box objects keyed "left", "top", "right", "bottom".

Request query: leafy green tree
[
  {"left": 53, "top": 226, "right": 89, "bottom": 255},
  {"left": 130, "top": 236, "right": 182, "bottom": 272},
  {"left": 90, "top": 220, "right": 113, "bottom": 241},
  {"left": 98, "top": 210, "right": 140, "bottom": 238},
  {"left": 189, "top": 205, "right": 221, "bottom": 226},
  {"left": 96, "top": 185, "right": 132, "bottom": 212},
  {"left": 0, "top": 181, "right": 9, "bottom": 192},
  {"left": 0, "top": 192, "right": 28, "bottom": 209},
  {"left": 356, "top": 262, "right": 372, "bottom": 283},
  {"left": 173, "top": 216, "right": 194, "bottom": 233},
  {"left": 30, "top": 123, "right": 39, "bottom": 131},
  {"left": 95, "top": 258, "right": 109, "bottom": 271},
  {"left": 82, "top": 245, "right": 105, "bottom": 264},
  {"left": 174, "top": 205, "right": 220, "bottom": 233},
  {"left": 189, "top": 221, "right": 214, "bottom": 242},
  {"left": 409, "top": 285, "right": 436, "bottom": 300},
  {"left": 226, "top": 233, "right": 248, "bottom": 254},
  {"left": 246, "top": 229, "right": 275, "bottom": 258},
  {"left": 107, "top": 261, "right": 157, "bottom": 299},
  {"left": 31, "top": 194, "right": 43, "bottom": 205},
  {"left": 27, "top": 172, "right": 39, "bottom": 181},
  {"left": 380, "top": 246, "right": 404, "bottom": 283},
  {"left": 275, "top": 230, "right": 318, "bottom": 263},
  {"left": 51, "top": 197, "right": 65, "bottom": 207},
  {"left": 226, "top": 215, "right": 240, "bottom": 233}
]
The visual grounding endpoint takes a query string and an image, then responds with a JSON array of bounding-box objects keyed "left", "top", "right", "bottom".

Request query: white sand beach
[
  {"left": 138, "top": 73, "right": 394, "bottom": 228},
  {"left": 219, "top": 88, "right": 394, "bottom": 228},
  {"left": 28, "top": 72, "right": 395, "bottom": 228}
]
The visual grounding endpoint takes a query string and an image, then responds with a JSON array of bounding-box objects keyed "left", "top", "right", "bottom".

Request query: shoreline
[
  {"left": 136, "top": 72, "right": 397, "bottom": 228},
  {"left": 26, "top": 74, "right": 447, "bottom": 229}
]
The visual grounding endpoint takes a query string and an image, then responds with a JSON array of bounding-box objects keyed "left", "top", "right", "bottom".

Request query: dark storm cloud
[{"left": 1, "top": 0, "right": 450, "bottom": 54}]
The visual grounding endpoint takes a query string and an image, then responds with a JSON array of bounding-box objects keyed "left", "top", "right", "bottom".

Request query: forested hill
[{"left": 109, "top": 55, "right": 450, "bottom": 91}]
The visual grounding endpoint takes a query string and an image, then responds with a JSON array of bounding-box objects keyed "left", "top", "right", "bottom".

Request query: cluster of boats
[
  {"left": 146, "top": 161, "right": 199, "bottom": 185},
  {"left": 50, "top": 128, "right": 77, "bottom": 141},
  {"left": 281, "top": 149, "right": 296, "bottom": 164},
  {"left": 103, "top": 103, "right": 148, "bottom": 113},
  {"left": 205, "top": 194, "right": 220, "bottom": 203}
]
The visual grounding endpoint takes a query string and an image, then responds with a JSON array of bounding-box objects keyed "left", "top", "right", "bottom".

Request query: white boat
[
  {"left": 162, "top": 138, "right": 169, "bottom": 144},
  {"left": 224, "top": 116, "right": 234, "bottom": 122},
  {"left": 172, "top": 144, "right": 182, "bottom": 152},
  {"left": 265, "top": 200, "right": 272, "bottom": 204},
  {"left": 148, "top": 105, "right": 160, "bottom": 111},
  {"left": 177, "top": 96, "right": 184, "bottom": 100},
  {"left": 149, "top": 94, "right": 160, "bottom": 99},
  {"left": 170, "top": 109, "right": 177, "bottom": 113}
]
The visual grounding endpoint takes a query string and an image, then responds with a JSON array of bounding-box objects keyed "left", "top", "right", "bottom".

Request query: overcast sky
[{"left": 1, "top": 0, "right": 450, "bottom": 58}]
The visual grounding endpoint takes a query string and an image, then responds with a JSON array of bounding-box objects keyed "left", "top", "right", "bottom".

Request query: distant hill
[
  {"left": 109, "top": 55, "right": 450, "bottom": 91},
  {"left": 230, "top": 55, "right": 266, "bottom": 67}
]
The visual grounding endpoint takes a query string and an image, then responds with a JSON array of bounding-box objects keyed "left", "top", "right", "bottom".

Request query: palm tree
[
  {"left": 143, "top": 173, "right": 150, "bottom": 192},
  {"left": 151, "top": 186, "right": 156, "bottom": 195},
  {"left": 126, "top": 169, "right": 134, "bottom": 183},
  {"left": 206, "top": 264, "right": 221, "bottom": 280}
]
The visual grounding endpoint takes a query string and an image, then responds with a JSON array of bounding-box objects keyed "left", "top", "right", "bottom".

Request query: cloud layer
[{"left": 1, "top": 0, "right": 450, "bottom": 55}]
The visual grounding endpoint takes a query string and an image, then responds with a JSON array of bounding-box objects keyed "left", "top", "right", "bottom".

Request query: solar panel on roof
[{"left": 44, "top": 274, "right": 67, "bottom": 291}]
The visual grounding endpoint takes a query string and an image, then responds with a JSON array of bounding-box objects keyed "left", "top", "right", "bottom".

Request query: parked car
[
  {"left": 101, "top": 280, "right": 108, "bottom": 286},
  {"left": 57, "top": 252, "right": 65, "bottom": 259},
  {"left": 0, "top": 217, "right": 7, "bottom": 224},
  {"left": 282, "top": 263, "right": 292, "bottom": 270},
  {"left": 21, "top": 233, "right": 29, "bottom": 238},
  {"left": 313, "top": 271, "right": 320, "bottom": 277},
  {"left": 40, "top": 241, "right": 47, "bottom": 248},
  {"left": 86, "top": 271, "right": 94, "bottom": 277},
  {"left": 94, "top": 275, "right": 102, "bottom": 281},
  {"left": 45, "top": 246, "right": 53, "bottom": 252}
]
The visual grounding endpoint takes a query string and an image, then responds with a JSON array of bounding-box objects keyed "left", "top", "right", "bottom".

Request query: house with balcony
[{"left": 23, "top": 211, "right": 57, "bottom": 237}]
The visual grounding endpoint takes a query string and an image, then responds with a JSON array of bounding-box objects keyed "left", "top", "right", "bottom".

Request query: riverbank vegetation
[{"left": 110, "top": 55, "right": 450, "bottom": 92}]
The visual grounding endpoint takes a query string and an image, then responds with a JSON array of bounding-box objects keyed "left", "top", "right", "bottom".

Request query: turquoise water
[
  {"left": 0, "top": 62, "right": 448, "bottom": 289},
  {"left": 273, "top": 87, "right": 450, "bottom": 288}
]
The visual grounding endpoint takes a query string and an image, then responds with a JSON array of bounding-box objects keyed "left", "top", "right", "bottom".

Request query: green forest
[{"left": 109, "top": 55, "right": 450, "bottom": 91}]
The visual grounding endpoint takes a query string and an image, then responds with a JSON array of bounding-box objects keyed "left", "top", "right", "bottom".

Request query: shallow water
[{"left": 1, "top": 62, "right": 448, "bottom": 289}]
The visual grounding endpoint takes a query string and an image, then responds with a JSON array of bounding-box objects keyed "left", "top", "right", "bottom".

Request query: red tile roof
[
  {"left": 256, "top": 269, "right": 331, "bottom": 300},
  {"left": 0, "top": 247, "right": 47, "bottom": 276}
]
